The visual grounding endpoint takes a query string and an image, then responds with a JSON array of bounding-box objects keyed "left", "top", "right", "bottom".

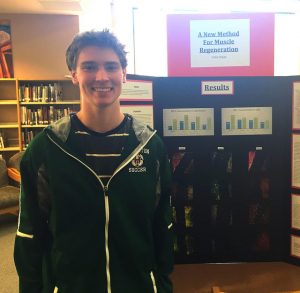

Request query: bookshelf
[
  {"left": 0, "top": 79, "right": 80, "bottom": 161},
  {"left": 18, "top": 80, "right": 80, "bottom": 149},
  {"left": 0, "top": 78, "right": 21, "bottom": 161}
]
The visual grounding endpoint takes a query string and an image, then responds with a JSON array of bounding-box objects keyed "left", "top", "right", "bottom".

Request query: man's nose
[{"left": 96, "top": 68, "right": 109, "bottom": 80}]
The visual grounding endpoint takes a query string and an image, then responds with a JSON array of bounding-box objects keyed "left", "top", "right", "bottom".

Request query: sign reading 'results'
[{"left": 201, "top": 81, "right": 234, "bottom": 95}]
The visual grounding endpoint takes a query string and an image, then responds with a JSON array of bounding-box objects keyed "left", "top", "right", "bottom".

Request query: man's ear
[
  {"left": 71, "top": 71, "right": 78, "bottom": 85},
  {"left": 122, "top": 68, "right": 127, "bottom": 83}
]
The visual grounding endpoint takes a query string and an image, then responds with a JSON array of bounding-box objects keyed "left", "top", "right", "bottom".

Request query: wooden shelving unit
[
  {"left": 20, "top": 101, "right": 80, "bottom": 105},
  {"left": 18, "top": 79, "right": 80, "bottom": 149},
  {"left": 0, "top": 79, "right": 80, "bottom": 161},
  {"left": 0, "top": 78, "right": 21, "bottom": 161}
]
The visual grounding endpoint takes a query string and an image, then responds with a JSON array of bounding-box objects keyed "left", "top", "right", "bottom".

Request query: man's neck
[{"left": 76, "top": 106, "right": 125, "bottom": 133}]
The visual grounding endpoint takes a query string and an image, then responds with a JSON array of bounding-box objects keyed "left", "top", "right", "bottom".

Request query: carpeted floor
[
  {"left": 0, "top": 215, "right": 18, "bottom": 293},
  {"left": 172, "top": 262, "right": 300, "bottom": 293}
]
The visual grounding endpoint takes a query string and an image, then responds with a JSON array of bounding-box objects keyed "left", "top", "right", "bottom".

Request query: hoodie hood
[{"left": 45, "top": 114, "right": 156, "bottom": 145}]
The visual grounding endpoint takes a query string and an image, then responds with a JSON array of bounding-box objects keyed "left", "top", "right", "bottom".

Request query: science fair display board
[
  {"left": 151, "top": 76, "right": 299, "bottom": 264},
  {"left": 124, "top": 74, "right": 300, "bottom": 265}
]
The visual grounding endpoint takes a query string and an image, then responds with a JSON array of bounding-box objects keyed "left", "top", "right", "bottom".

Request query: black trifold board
[{"left": 127, "top": 74, "right": 300, "bottom": 265}]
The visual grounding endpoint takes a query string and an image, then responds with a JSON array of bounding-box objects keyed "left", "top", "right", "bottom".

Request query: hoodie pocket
[{"left": 150, "top": 271, "right": 157, "bottom": 293}]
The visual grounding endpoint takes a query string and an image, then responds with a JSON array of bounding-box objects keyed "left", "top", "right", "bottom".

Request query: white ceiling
[
  {"left": 1, "top": 0, "right": 300, "bottom": 15},
  {"left": 0, "top": 0, "right": 85, "bottom": 15}
]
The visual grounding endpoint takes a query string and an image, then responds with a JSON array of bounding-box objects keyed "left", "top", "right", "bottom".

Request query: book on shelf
[
  {"left": 19, "top": 82, "right": 63, "bottom": 102},
  {"left": 21, "top": 129, "right": 39, "bottom": 148},
  {"left": 0, "top": 131, "right": 6, "bottom": 148},
  {"left": 21, "top": 106, "right": 77, "bottom": 126}
]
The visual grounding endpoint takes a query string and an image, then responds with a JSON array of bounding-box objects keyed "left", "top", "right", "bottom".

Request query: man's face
[{"left": 71, "top": 46, "right": 126, "bottom": 110}]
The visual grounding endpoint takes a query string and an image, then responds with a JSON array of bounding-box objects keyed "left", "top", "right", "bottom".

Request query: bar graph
[
  {"left": 222, "top": 107, "right": 272, "bottom": 135},
  {"left": 163, "top": 108, "right": 214, "bottom": 136}
]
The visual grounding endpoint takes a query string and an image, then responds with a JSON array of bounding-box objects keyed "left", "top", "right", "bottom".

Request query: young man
[{"left": 14, "top": 30, "right": 173, "bottom": 293}]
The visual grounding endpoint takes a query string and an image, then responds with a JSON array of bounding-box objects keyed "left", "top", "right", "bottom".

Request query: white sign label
[{"left": 201, "top": 81, "right": 234, "bottom": 95}]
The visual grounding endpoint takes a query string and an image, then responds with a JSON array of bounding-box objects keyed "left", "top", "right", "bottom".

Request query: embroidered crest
[
  {"left": 131, "top": 154, "right": 144, "bottom": 167},
  {"left": 129, "top": 154, "right": 147, "bottom": 173}
]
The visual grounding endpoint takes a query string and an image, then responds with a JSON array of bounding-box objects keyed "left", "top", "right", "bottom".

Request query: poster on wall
[
  {"left": 292, "top": 134, "right": 300, "bottom": 189},
  {"left": 120, "top": 80, "right": 153, "bottom": 101},
  {"left": 163, "top": 108, "right": 214, "bottom": 137},
  {"left": 292, "top": 194, "right": 300, "bottom": 230},
  {"left": 121, "top": 104, "right": 153, "bottom": 128},
  {"left": 293, "top": 82, "right": 300, "bottom": 130},
  {"left": 221, "top": 107, "right": 272, "bottom": 136},
  {"left": 167, "top": 13, "right": 275, "bottom": 76},
  {"left": 0, "top": 20, "right": 14, "bottom": 78}
]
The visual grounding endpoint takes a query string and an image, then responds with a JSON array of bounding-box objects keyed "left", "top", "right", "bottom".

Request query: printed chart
[
  {"left": 222, "top": 107, "right": 272, "bottom": 135},
  {"left": 163, "top": 108, "right": 214, "bottom": 136}
]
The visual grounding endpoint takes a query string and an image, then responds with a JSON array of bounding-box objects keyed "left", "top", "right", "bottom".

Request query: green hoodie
[{"left": 14, "top": 115, "right": 173, "bottom": 293}]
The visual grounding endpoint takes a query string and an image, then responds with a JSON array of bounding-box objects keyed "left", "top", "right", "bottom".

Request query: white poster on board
[
  {"left": 190, "top": 18, "right": 250, "bottom": 67},
  {"left": 121, "top": 105, "right": 153, "bottom": 128},
  {"left": 291, "top": 235, "right": 300, "bottom": 258},
  {"left": 120, "top": 80, "right": 153, "bottom": 101},
  {"left": 292, "top": 134, "right": 300, "bottom": 189},
  {"left": 293, "top": 82, "right": 300, "bottom": 130},
  {"left": 292, "top": 194, "right": 300, "bottom": 230}
]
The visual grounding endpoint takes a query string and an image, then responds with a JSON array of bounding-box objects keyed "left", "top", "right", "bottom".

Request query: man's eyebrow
[
  {"left": 105, "top": 61, "right": 120, "bottom": 65},
  {"left": 79, "top": 61, "right": 120, "bottom": 65},
  {"left": 80, "top": 61, "right": 97, "bottom": 65}
]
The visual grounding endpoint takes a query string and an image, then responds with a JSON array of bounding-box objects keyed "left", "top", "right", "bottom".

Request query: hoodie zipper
[
  {"left": 47, "top": 134, "right": 113, "bottom": 292},
  {"left": 150, "top": 271, "right": 157, "bottom": 293},
  {"left": 103, "top": 186, "right": 111, "bottom": 293},
  {"left": 47, "top": 131, "right": 156, "bottom": 293}
]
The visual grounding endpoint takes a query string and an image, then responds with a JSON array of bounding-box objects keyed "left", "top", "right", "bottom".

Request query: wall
[
  {"left": 274, "top": 13, "right": 300, "bottom": 76},
  {"left": 130, "top": 10, "right": 300, "bottom": 76},
  {"left": 0, "top": 14, "right": 79, "bottom": 79},
  {"left": 103, "top": 2, "right": 300, "bottom": 77}
]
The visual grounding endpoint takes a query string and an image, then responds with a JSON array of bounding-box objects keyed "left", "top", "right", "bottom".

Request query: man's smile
[{"left": 92, "top": 86, "right": 113, "bottom": 92}]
